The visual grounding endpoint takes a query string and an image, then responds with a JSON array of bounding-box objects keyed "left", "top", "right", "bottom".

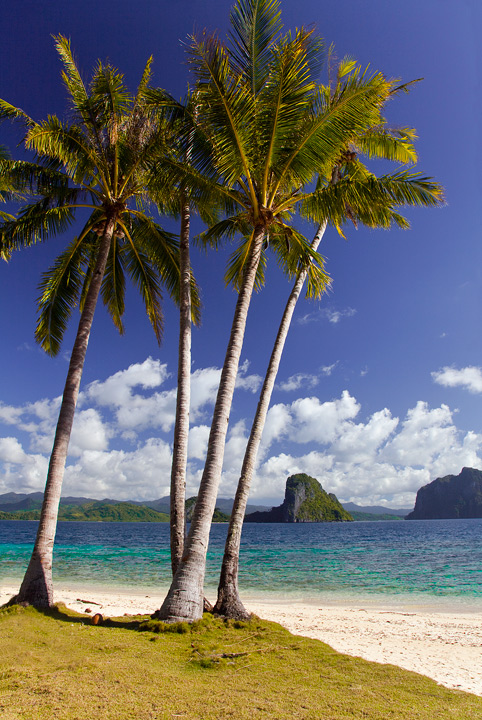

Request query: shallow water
[{"left": 1, "top": 518, "right": 481, "bottom": 610}]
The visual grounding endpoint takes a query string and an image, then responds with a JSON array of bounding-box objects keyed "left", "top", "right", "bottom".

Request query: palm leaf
[
  {"left": 229, "top": 0, "right": 282, "bottom": 94},
  {"left": 300, "top": 170, "right": 443, "bottom": 229},
  {"left": 188, "top": 33, "right": 257, "bottom": 196},
  {"left": 101, "top": 234, "right": 126, "bottom": 334},
  {"left": 224, "top": 230, "right": 267, "bottom": 291},
  {"left": 35, "top": 235, "right": 91, "bottom": 355},
  {"left": 120, "top": 221, "right": 166, "bottom": 344}
]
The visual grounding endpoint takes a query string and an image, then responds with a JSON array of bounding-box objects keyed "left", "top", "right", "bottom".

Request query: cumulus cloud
[
  {"left": 249, "top": 398, "right": 482, "bottom": 507},
  {"left": 0, "top": 437, "right": 49, "bottom": 492},
  {"left": 432, "top": 366, "right": 482, "bottom": 394},
  {"left": 2, "top": 358, "right": 482, "bottom": 508},
  {"left": 290, "top": 391, "right": 360, "bottom": 444},
  {"left": 63, "top": 438, "right": 174, "bottom": 501},
  {"left": 187, "top": 425, "right": 210, "bottom": 461},
  {"left": 86, "top": 357, "right": 169, "bottom": 406},
  {"left": 278, "top": 373, "right": 319, "bottom": 392}
]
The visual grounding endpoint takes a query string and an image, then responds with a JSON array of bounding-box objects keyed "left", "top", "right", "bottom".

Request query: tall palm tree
[
  {"left": 144, "top": 89, "right": 226, "bottom": 575},
  {"left": 214, "top": 61, "right": 444, "bottom": 617},
  {"left": 0, "top": 38, "right": 186, "bottom": 608},
  {"left": 156, "top": 0, "right": 432, "bottom": 623}
]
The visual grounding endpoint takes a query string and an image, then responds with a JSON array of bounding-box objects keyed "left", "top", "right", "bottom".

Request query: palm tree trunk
[
  {"left": 169, "top": 195, "right": 191, "bottom": 575},
  {"left": 14, "top": 221, "right": 115, "bottom": 608},
  {"left": 214, "top": 222, "right": 327, "bottom": 618},
  {"left": 156, "top": 225, "right": 266, "bottom": 622}
]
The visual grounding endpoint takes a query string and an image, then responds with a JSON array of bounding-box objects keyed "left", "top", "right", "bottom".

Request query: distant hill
[
  {"left": 0, "top": 494, "right": 233, "bottom": 523},
  {"left": 245, "top": 474, "right": 352, "bottom": 523},
  {"left": 0, "top": 491, "right": 416, "bottom": 523},
  {"left": 343, "top": 502, "right": 411, "bottom": 517},
  {"left": 215, "top": 497, "right": 272, "bottom": 514},
  {"left": 349, "top": 511, "right": 404, "bottom": 522},
  {"left": 0, "top": 492, "right": 269, "bottom": 519},
  {"left": 0, "top": 501, "right": 169, "bottom": 523},
  {"left": 406, "top": 467, "right": 482, "bottom": 520},
  {"left": 185, "top": 497, "right": 230, "bottom": 523}
]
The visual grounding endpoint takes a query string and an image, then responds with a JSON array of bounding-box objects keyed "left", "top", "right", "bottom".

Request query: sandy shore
[{"left": 2, "top": 584, "right": 481, "bottom": 696}]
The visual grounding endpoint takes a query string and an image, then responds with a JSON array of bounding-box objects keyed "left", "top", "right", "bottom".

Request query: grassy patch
[{"left": 1, "top": 603, "right": 480, "bottom": 719}]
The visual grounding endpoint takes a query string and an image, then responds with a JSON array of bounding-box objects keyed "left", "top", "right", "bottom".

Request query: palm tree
[
  {"left": 0, "top": 38, "right": 185, "bottom": 608},
  {"left": 144, "top": 89, "right": 226, "bottom": 575},
  {"left": 214, "top": 62, "right": 444, "bottom": 617},
  {"left": 156, "top": 0, "right": 431, "bottom": 623}
]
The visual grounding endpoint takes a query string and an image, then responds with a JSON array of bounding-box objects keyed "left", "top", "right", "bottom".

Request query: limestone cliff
[
  {"left": 244, "top": 474, "right": 352, "bottom": 523},
  {"left": 406, "top": 467, "right": 482, "bottom": 519}
]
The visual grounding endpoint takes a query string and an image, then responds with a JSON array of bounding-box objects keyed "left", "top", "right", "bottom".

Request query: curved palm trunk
[
  {"left": 169, "top": 196, "right": 191, "bottom": 575},
  {"left": 14, "top": 221, "right": 115, "bottom": 608},
  {"left": 214, "top": 222, "right": 327, "bottom": 618},
  {"left": 157, "top": 225, "right": 265, "bottom": 622}
]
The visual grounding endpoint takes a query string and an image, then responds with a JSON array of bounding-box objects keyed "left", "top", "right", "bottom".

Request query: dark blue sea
[{"left": 1, "top": 519, "right": 481, "bottom": 611}]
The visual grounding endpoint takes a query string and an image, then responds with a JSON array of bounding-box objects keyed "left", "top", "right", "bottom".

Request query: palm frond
[
  {"left": 224, "top": 231, "right": 267, "bottom": 291},
  {"left": 355, "top": 126, "right": 418, "bottom": 164},
  {"left": 119, "top": 220, "right": 166, "bottom": 344},
  {"left": 0, "top": 201, "right": 76, "bottom": 252},
  {"left": 54, "top": 36, "right": 90, "bottom": 113},
  {"left": 25, "top": 118, "right": 107, "bottom": 193},
  {"left": 0, "top": 98, "right": 34, "bottom": 127},
  {"left": 35, "top": 235, "right": 91, "bottom": 355},
  {"left": 101, "top": 234, "right": 126, "bottom": 334},
  {"left": 300, "top": 169, "right": 443, "bottom": 230},
  {"left": 272, "top": 67, "right": 394, "bottom": 199},
  {"left": 196, "top": 215, "right": 252, "bottom": 250},
  {"left": 188, "top": 33, "right": 257, "bottom": 195},
  {"left": 258, "top": 27, "right": 323, "bottom": 197},
  {"left": 229, "top": 0, "right": 282, "bottom": 94}
]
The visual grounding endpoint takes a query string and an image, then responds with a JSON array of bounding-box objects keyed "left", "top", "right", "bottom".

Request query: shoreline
[{"left": 2, "top": 583, "right": 481, "bottom": 696}]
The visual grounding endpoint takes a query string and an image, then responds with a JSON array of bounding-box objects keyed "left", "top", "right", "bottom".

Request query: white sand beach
[{"left": 2, "top": 584, "right": 481, "bottom": 696}]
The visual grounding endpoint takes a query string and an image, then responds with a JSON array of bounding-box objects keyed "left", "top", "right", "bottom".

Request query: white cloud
[
  {"left": 298, "top": 306, "right": 357, "bottom": 325},
  {"left": 63, "top": 438, "right": 174, "bottom": 501},
  {"left": 0, "top": 404, "right": 23, "bottom": 426},
  {"left": 85, "top": 358, "right": 176, "bottom": 433},
  {"left": 0, "top": 437, "right": 49, "bottom": 492},
  {"left": 321, "top": 363, "right": 338, "bottom": 376},
  {"left": 290, "top": 391, "right": 360, "bottom": 444},
  {"left": 0, "top": 437, "right": 27, "bottom": 464},
  {"left": 2, "top": 359, "right": 482, "bottom": 509},
  {"left": 332, "top": 408, "right": 398, "bottom": 464},
  {"left": 86, "top": 357, "right": 169, "bottom": 407},
  {"left": 261, "top": 404, "right": 292, "bottom": 448},
  {"left": 324, "top": 307, "right": 357, "bottom": 324},
  {"left": 188, "top": 425, "right": 210, "bottom": 461},
  {"left": 278, "top": 373, "right": 319, "bottom": 392},
  {"left": 381, "top": 402, "right": 457, "bottom": 467},
  {"left": 432, "top": 366, "right": 482, "bottom": 394},
  {"left": 69, "top": 409, "right": 112, "bottom": 455},
  {"left": 236, "top": 360, "right": 262, "bottom": 393},
  {"left": 189, "top": 367, "right": 221, "bottom": 416}
]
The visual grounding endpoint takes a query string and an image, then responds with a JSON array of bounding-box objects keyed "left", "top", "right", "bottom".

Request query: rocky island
[
  {"left": 244, "top": 473, "right": 352, "bottom": 523},
  {"left": 406, "top": 466, "right": 482, "bottom": 519}
]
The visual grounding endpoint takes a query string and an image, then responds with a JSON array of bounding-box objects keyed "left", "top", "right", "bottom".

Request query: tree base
[
  {"left": 213, "top": 586, "right": 252, "bottom": 621},
  {"left": 15, "top": 552, "right": 54, "bottom": 609}
]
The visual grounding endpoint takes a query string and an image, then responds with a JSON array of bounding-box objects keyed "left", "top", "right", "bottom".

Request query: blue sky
[{"left": 0, "top": 0, "right": 481, "bottom": 508}]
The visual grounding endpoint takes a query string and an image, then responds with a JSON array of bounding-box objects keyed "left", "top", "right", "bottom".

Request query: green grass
[{"left": 1, "top": 603, "right": 481, "bottom": 720}]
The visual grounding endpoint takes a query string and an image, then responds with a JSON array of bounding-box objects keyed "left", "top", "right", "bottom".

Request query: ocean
[{"left": 1, "top": 519, "right": 481, "bottom": 611}]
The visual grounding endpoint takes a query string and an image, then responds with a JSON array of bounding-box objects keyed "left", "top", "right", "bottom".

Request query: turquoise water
[{"left": 2, "top": 519, "right": 482, "bottom": 610}]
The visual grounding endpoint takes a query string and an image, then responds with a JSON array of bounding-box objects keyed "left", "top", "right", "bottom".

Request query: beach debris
[
  {"left": 91, "top": 613, "right": 103, "bottom": 625},
  {"left": 76, "top": 597, "right": 102, "bottom": 606}
]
